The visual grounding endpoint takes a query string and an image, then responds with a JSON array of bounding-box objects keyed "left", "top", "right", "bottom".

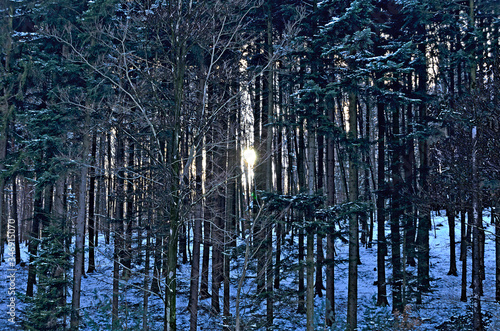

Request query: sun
[{"left": 243, "top": 148, "right": 257, "bottom": 167}]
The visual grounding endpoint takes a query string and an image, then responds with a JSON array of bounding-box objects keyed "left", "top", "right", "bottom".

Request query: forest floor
[{"left": 1, "top": 210, "right": 499, "bottom": 330}]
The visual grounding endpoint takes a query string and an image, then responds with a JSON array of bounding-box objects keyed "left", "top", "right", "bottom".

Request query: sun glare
[{"left": 243, "top": 148, "right": 257, "bottom": 167}]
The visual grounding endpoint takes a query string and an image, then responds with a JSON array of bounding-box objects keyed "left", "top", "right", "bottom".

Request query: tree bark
[
  {"left": 71, "top": 114, "right": 90, "bottom": 329},
  {"left": 494, "top": 201, "right": 500, "bottom": 303},
  {"left": 189, "top": 138, "right": 204, "bottom": 331},
  {"left": 347, "top": 91, "right": 358, "bottom": 331},
  {"left": 11, "top": 175, "right": 21, "bottom": 265},
  {"left": 143, "top": 215, "right": 151, "bottom": 331},
  {"left": 416, "top": 28, "right": 430, "bottom": 302},
  {"left": 460, "top": 209, "right": 468, "bottom": 302},
  {"left": 390, "top": 104, "right": 402, "bottom": 313},
  {"left": 447, "top": 207, "right": 458, "bottom": 276},
  {"left": 0, "top": 1, "right": 13, "bottom": 267},
  {"left": 471, "top": 126, "right": 483, "bottom": 331},
  {"left": 26, "top": 184, "right": 41, "bottom": 298},
  {"left": 306, "top": 120, "right": 316, "bottom": 331},
  {"left": 297, "top": 123, "right": 306, "bottom": 313},
  {"left": 112, "top": 132, "right": 125, "bottom": 329},
  {"left": 123, "top": 139, "right": 135, "bottom": 280},
  {"left": 87, "top": 131, "right": 97, "bottom": 274},
  {"left": 325, "top": 98, "right": 336, "bottom": 325},
  {"left": 376, "top": 100, "right": 388, "bottom": 307}
]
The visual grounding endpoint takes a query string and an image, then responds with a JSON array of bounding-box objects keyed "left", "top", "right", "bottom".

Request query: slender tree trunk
[
  {"left": 150, "top": 235, "right": 162, "bottom": 295},
  {"left": 298, "top": 227, "right": 305, "bottom": 313},
  {"left": 416, "top": 30, "right": 430, "bottom": 302},
  {"left": 376, "top": 100, "right": 388, "bottom": 307},
  {"left": 112, "top": 132, "right": 125, "bottom": 329},
  {"left": 469, "top": 0, "right": 482, "bottom": 327},
  {"left": 0, "top": 3, "right": 12, "bottom": 267},
  {"left": 189, "top": 214, "right": 202, "bottom": 331},
  {"left": 211, "top": 200, "right": 222, "bottom": 315},
  {"left": 200, "top": 217, "right": 211, "bottom": 299},
  {"left": 164, "top": 33, "right": 187, "bottom": 331},
  {"left": 447, "top": 207, "right": 458, "bottom": 276},
  {"left": 95, "top": 134, "right": 106, "bottom": 250},
  {"left": 143, "top": 215, "right": 151, "bottom": 331},
  {"left": 471, "top": 126, "right": 483, "bottom": 331},
  {"left": 12, "top": 175, "right": 21, "bottom": 265},
  {"left": 224, "top": 233, "right": 231, "bottom": 330},
  {"left": 306, "top": 121, "right": 316, "bottom": 331},
  {"left": 460, "top": 209, "right": 468, "bottom": 302},
  {"left": 225, "top": 105, "right": 238, "bottom": 329},
  {"left": 391, "top": 104, "right": 403, "bottom": 313},
  {"left": 297, "top": 123, "right": 306, "bottom": 313},
  {"left": 403, "top": 76, "right": 416, "bottom": 269},
  {"left": 123, "top": 139, "right": 135, "bottom": 280},
  {"left": 88, "top": 132, "right": 97, "bottom": 274},
  {"left": 265, "top": 5, "right": 274, "bottom": 325},
  {"left": 166, "top": 192, "right": 180, "bottom": 331},
  {"left": 306, "top": 232, "right": 314, "bottom": 331},
  {"left": 106, "top": 133, "right": 113, "bottom": 245},
  {"left": 325, "top": 99, "right": 336, "bottom": 325},
  {"left": 316, "top": 126, "right": 325, "bottom": 295},
  {"left": 479, "top": 207, "right": 485, "bottom": 293},
  {"left": 347, "top": 91, "right": 358, "bottom": 331},
  {"left": 189, "top": 142, "right": 204, "bottom": 331},
  {"left": 54, "top": 176, "right": 67, "bottom": 310},
  {"left": 494, "top": 201, "right": 500, "bottom": 303},
  {"left": 26, "top": 184, "right": 41, "bottom": 297},
  {"left": 275, "top": 81, "right": 284, "bottom": 289},
  {"left": 71, "top": 114, "right": 90, "bottom": 329}
]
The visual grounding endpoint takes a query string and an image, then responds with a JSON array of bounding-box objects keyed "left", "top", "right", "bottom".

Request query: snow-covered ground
[{"left": 1, "top": 210, "right": 499, "bottom": 330}]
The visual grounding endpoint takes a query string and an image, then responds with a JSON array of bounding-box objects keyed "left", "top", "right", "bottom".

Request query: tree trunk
[
  {"left": 390, "top": 104, "right": 403, "bottom": 313},
  {"left": 347, "top": 91, "right": 358, "bottom": 331},
  {"left": 143, "top": 216, "right": 151, "bottom": 331},
  {"left": 494, "top": 201, "right": 500, "bottom": 303},
  {"left": 306, "top": 120, "right": 316, "bottom": 331},
  {"left": 87, "top": 132, "right": 97, "bottom": 274},
  {"left": 265, "top": 5, "right": 274, "bottom": 326},
  {"left": 225, "top": 103, "right": 238, "bottom": 329},
  {"left": 274, "top": 87, "right": 284, "bottom": 290},
  {"left": 447, "top": 207, "right": 458, "bottom": 276},
  {"left": 71, "top": 115, "right": 90, "bottom": 329},
  {"left": 164, "top": 32, "right": 186, "bottom": 331},
  {"left": 298, "top": 227, "right": 305, "bottom": 313},
  {"left": 26, "top": 185, "right": 41, "bottom": 297},
  {"left": 297, "top": 123, "right": 306, "bottom": 313},
  {"left": 416, "top": 29, "right": 430, "bottom": 302},
  {"left": 460, "top": 209, "right": 468, "bottom": 302},
  {"left": 0, "top": 2, "right": 12, "bottom": 267},
  {"left": 189, "top": 143, "right": 203, "bottom": 331},
  {"left": 106, "top": 133, "right": 113, "bottom": 245},
  {"left": 53, "top": 176, "right": 67, "bottom": 309},
  {"left": 123, "top": 139, "right": 135, "bottom": 280},
  {"left": 376, "top": 100, "right": 388, "bottom": 307},
  {"left": 471, "top": 126, "right": 483, "bottom": 331},
  {"left": 306, "top": 232, "right": 314, "bottom": 331},
  {"left": 11, "top": 175, "right": 21, "bottom": 265},
  {"left": 316, "top": 132, "right": 325, "bottom": 296},
  {"left": 325, "top": 98, "right": 336, "bottom": 325},
  {"left": 165, "top": 198, "right": 180, "bottom": 331},
  {"left": 211, "top": 199, "right": 223, "bottom": 315},
  {"left": 112, "top": 133, "right": 125, "bottom": 329},
  {"left": 200, "top": 218, "right": 211, "bottom": 299}
]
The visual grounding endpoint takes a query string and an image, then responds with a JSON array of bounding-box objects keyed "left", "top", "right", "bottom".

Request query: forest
[{"left": 0, "top": 0, "right": 499, "bottom": 330}]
